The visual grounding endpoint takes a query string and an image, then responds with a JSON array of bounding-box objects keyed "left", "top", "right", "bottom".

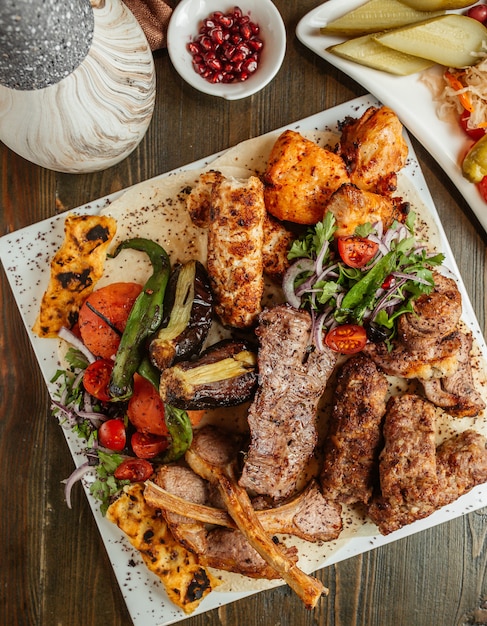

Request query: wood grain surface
[{"left": 1, "top": 1, "right": 487, "bottom": 625}]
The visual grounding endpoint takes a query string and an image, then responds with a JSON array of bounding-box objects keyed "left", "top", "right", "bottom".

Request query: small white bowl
[{"left": 167, "top": 0, "right": 286, "bottom": 100}]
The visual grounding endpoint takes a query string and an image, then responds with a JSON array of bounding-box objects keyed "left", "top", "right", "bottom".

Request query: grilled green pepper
[
  {"left": 108, "top": 237, "right": 170, "bottom": 401},
  {"left": 158, "top": 404, "right": 193, "bottom": 463},
  {"left": 462, "top": 133, "right": 487, "bottom": 184}
]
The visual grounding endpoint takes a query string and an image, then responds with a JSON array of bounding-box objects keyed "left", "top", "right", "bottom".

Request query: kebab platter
[{"left": 2, "top": 95, "right": 487, "bottom": 624}]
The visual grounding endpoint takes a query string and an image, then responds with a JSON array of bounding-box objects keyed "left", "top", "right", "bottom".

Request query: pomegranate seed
[
  {"left": 209, "top": 71, "right": 224, "bottom": 83},
  {"left": 210, "top": 27, "right": 224, "bottom": 44},
  {"left": 231, "top": 50, "right": 246, "bottom": 63},
  {"left": 242, "top": 57, "right": 258, "bottom": 73},
  {"left": 187, "top": 41, "right": 201, "bottom": 55},
  {"left": 236, "top": 42, "right": 251, "bottom": 56},
  {"left": 240, "top": 23, "right": 252, "bottom": 39},
  {"left": 218, "top": 15, "right": 233, "bottom": 28},
  {"left": 188, "top": 7, "right": 263, "bottom": 85},
  {"left": 248, "top": 37, "right": 264, "bottom": 52},
  {"left": 199, "top": 35, "right": 213, "bottom": 51},
  {"left": 224, "top": 44, "right": 236, "bottom": 60},
  {"left": 206, "top": 56, "right": 222, "bottom": 71}
]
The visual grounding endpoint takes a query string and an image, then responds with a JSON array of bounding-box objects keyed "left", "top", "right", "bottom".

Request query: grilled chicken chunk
[
  {"left": 207, "top": 175, "right": 266, "bottom": 328},
  {"left": 368, "top": 394, "right": 487, "bottom": 534},
  {"left": 339, "top": 105, "right": 408, "bottom": 195},
  {"left": 263, "top": 129, "right": 350, "bottom": 225},
  {"left": 187, "top": 169, "right": 294, "bottom": 311},
  {"left": 239, "top": 304, "right": 338, "bottom": 501},
  {"left": 325, "top": 183, "right": 409, "bottom": 238},
  {"left": 321, "top": 355, "right": 388, "bottom": 505}
]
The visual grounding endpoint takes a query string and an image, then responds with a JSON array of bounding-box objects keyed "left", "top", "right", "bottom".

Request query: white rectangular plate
[
  {"left": 2, "top": 94, "right": 487, "bottom": 626},
  {"left": 296, "top": 1, "right": 487, "bottom": 233}
]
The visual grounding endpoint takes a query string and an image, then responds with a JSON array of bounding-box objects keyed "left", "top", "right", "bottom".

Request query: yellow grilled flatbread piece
[
  {"left": 106, "top": 483, "right": 220, "bottom": 614},
  {"left": 33, "top": 214, "right": 116, "bottom": 337}
]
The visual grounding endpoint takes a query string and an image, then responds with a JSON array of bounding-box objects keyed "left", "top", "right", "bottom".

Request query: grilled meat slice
[
  {"left": 364, "top": 272, "right": 467, "bottom": 381},
  {"left": 325, "top": 183, "right": 408, "bottom": 238},
  {"left": 263, "top": 129, "right": 350, "bottom": 225},
  {"left": 435, "top": 430, "right": 487, "bottom": 500},
  {"left": 186, "top": 425, "right": 328, "bottom": 607},
  {"left": 370, "top": 429, "right": 487, "bottom": 535},
  {"left": 239, "top": 304, "right": 338, "bottom": 501},
  {"left": 368, "top": 394, "right": 487, "bottom": 535},
  {"left": 367, "top": 394, "right": 438, "bottom": 534},
  {"left": 421, "top": 332, "right": 486, "bottom": 417},
  {"left": 206, "top": 174, "right": 266, "bottom": 328},
  {"left": 364, "top": 331, "right": 461, "bottom": 380},
  {"left": 339, "top": 105, "right": 408, "bottom": 195},
  {"left": 320, "top": 354, "right": 388, "bottom": 505},
  {"left": 397, "top": 272, "right": 462, "bottom": 349}
]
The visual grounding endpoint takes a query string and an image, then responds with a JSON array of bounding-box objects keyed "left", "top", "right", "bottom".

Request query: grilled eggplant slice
[
  {"left": 150, "top": 260, "right": 213, "bottom": 371},
  {"left": 159, "top": 340, "right": 258, "bottom": 409}
]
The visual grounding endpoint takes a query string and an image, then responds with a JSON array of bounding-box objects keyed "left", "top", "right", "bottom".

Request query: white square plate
[{"left": 2, "top": 94, "right": 487, "bottom": 625}]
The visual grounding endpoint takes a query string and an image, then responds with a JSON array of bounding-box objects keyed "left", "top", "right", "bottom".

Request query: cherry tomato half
[
  {"left": 98, "top": 418, "right": 126, "bottom": 451},
  {"left": 127, "top": 374, "right": 168, "bottom": 436},
  {"left": 131, "top": 431, "right": 169, "bottom": 459},
  {"left": 459, "top": 110, "right": 486, "bottom": 142},
  {"left": 78, "top": 282, "right": 142, "bottom": 359},
  {"left": 114, "top": 458, "right": 153, "bottom": 482},
  {"left": 337, "top": 236, "right": 379, "bottom": 268},
  {"left": 325, "top": 324, "right": 367, "bottom": 354},
  {"left": 83, "top": 359, "right": 114, "bottom": 402}
]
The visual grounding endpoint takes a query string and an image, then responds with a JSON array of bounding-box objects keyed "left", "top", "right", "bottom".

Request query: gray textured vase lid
[{"left": 0, "top": 0, "right": 94, "bottom": 90}]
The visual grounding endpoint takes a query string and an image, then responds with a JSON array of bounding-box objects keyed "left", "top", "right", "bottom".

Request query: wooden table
[{"left": 2, "top": 1, "right": 487, "bottom": 624}]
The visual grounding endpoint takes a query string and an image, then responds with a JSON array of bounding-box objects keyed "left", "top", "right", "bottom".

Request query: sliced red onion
[
  {"left": 58, "top": 326, "right": 96, "bottom": 364},
  {"left": 62, "top": 462, "right": 92, "bottom": 509},
  {"left": 283, "top": 259, "right": 315, "bottom": 309},
  {"left": 391, "top": 271, "right": 432, "bottom": 286},
  {"left": 315, "top": 239, "right": 330, "bottom": 277}
]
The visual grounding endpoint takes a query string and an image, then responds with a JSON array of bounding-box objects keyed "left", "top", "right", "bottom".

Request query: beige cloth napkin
[{"left": 124, "top": 0, "right": 173, "bottom": 50}]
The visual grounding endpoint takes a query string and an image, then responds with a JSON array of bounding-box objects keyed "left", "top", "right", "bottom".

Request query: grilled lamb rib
[{"left": 185, "top": 425, "right": 328, "bottom": 608}]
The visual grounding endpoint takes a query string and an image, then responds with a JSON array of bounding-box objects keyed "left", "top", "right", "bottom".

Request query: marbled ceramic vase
[{"left": 0, "top": 0, "right": 156, "bottom": 173}]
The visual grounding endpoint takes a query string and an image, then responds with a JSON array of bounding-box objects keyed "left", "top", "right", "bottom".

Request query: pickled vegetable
[
  {"left": 320, "top": 0, "right": 444, "bottom": 37},
  {"left": 400, "top": 0, "right": 476, "bottom": 9},
  {"left": 327, "top": 34, "right": 434, "bottom": 75},
  {"left": 374, "top": 14, "right": 487, "bottom": 68},
  {"left": 462, "top": 133, "right": 487, "bottom": 182}
]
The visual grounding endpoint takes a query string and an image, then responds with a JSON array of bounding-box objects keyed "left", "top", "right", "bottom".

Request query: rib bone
[
  {"left": 185, "top": 425, "right": 328, "bottom": 609},
  {"left": 144, "top": 478, "right": 342, "bottom": 543}
]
